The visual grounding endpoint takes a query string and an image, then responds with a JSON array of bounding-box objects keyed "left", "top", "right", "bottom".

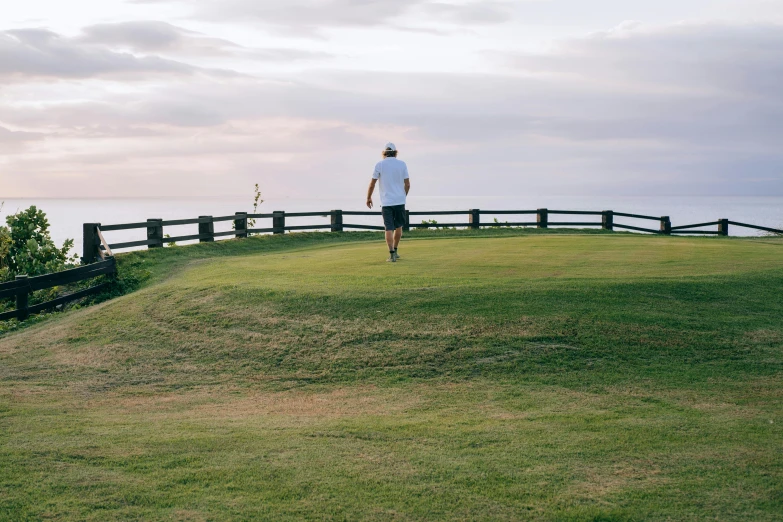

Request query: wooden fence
[
  {"left": 83, "top": 208, "right": 783, "bottom": 263},
  {"left": 0, "top": 257, "right": 117, "bottom": 322}
]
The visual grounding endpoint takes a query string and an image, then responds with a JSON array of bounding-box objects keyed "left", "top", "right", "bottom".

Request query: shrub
[
  {"left": 1, "top": 206, "right": 77, "bottom": 281},
  {"left": 233, "top": 184, "right": 264, "bottom": 232},
  {"left": 1, "top": 206, "right": 82, "bottom": 324},
  {"left": 422, "top": 219, "right": 457, "bottom": 230},
  {"left": 0, "top": 226, "right": 11, "bottom": 283}
]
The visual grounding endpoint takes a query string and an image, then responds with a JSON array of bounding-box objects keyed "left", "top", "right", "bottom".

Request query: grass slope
[{"left": 1, "top": 230, "right": 782, "bottom": 520}]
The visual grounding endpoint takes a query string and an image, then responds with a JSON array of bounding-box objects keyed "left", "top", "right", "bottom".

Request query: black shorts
[{"left": 382, "top": 204, "right": 406, "bottom": 231}]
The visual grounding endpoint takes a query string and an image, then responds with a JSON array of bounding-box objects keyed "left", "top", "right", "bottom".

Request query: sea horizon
[{"left": 2, "top": 195, "right": 782, "bottom": 253}]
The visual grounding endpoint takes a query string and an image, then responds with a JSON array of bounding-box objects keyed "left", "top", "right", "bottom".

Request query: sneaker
[
  {"left": 387, "top": 254, "right": 396, "bottom": 262},
  {"left": 393, "top": 252, "right": 401, "bottom": 261}
]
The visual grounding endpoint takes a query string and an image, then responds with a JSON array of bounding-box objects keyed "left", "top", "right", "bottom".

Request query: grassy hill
[{"left": 1, "top": 230, "right": 782, "bottom": 520}]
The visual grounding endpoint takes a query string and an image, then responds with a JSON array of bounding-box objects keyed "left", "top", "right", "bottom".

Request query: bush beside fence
[{"left": 0, "top": 257, "right": 116, "bottom": 322}]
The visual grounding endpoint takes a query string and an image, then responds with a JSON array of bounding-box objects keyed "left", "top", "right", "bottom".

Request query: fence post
[
  {"left": 234, "top": 212, "right": 248, "bottom": 239},
  {"left": 199, "top": 216, "right": 215, "bottom": 242},
  {"left": 15, "top": 275, "right": 29, "bottom": 321},
  {"left": 660, "top": 216, "right": 672, "bottom": 235},
  {"left": 469, "top": 209, "right": 480, "bottom": 229},
  {"left": 403, "top": 210, "right": 410, "bottom": 232},
  {"left": 82, "top": 223, "right": 100, "bottom": 264},
  {"left": 147, "top": 219, "right": 163, "bottom": 249},
  {"left": 718, "top": 219, "right": 729, "bottom": 237},
  {"left": 330, "top": 210, "right": 343, "bottom": 232},
  {"left": 108, "top": 256, "right": 118, "bottom": 281},
  {"left": 602, "top": 211, "right": 613, "bottom": 231},
  {"left": 537, "top": 208, "right": 548, "bottom": 229},
  {"left": 273, "top": 211, "right": 285, "bottom": 234}
]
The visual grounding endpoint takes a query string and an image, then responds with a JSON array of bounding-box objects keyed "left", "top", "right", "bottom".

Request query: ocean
[{"left": 1, "top": 196, "right": 781, "bottom": 255}]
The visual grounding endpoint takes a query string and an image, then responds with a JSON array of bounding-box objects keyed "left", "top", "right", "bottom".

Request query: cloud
[
  {"left": 0, "top": 126, "right": 43, "bottom": 142},
  {"left": 424, "top": 1, "right": 512, "bottom": 24},
  {"left": 78, "top": 20, "right": 240, "bottom": 55},
  {"left": 129, "top": 0, "right": 513, "bottom": 34},
  {"left": 76, "top": 21, "right": 335, "bottom": 61},
  {"left": 508, "top": 22, "right": 783, "bottom": 99},
  {"left": 0, "top": 27, "right": 239, "bottom": 81},
  {"left": 0, "top": 125, "right": 45, "bottom": 153},
  {"left": 247, "top": 48, "right": 336, "bottom": 61},
  {"left": 1, "top": 21, "right": 782, "bottom": 197}
]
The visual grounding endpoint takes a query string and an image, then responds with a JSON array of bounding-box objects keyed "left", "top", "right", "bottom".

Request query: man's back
[
  {"left": 367, "top": 142, "right": 410, "bottom": 262},
  {"left": 373, "top": 157, "right": 409, "bottom": 207}
]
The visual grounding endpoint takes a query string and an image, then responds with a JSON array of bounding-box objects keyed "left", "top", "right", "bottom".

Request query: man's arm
[
  {"left": 366, "top": 179, "right": 377, "bottom": 209},
  {"left": 404, "top": 178, "right": 410, "bottom": 196}
]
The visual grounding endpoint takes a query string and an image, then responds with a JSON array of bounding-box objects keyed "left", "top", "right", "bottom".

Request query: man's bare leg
[
  {"left": 385, "top": 230, "right": 395, "bottom": 252},
  {"left": 393, "top": 227, "right": 402, "bottom": 250}
]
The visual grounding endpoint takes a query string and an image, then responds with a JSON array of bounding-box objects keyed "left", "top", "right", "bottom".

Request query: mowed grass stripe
[{"left": 1, "top": 231, "right": 782, "bottom": 520}]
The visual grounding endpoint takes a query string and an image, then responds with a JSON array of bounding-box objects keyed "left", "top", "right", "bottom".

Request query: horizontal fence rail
[
  {"left": 408, "top": 210, "right": 471, "bottom": 216},
  {"left": 728, "top": 221, "right": 783, "bottom": 235},
  {"left": 547, "top": 210, "right": 603, "bottom": 216},
  {"left": 85, "top": 208, "right": 783, "bottom": 260},
  {"left": 0, "top": 257, "right": 116, "bottom": 322},
  {"left": 670, "top": 221, "right": 721, "bottom": 231},
  {"left": 612, "top": 212, "right": 662, "bottom": 221},
  {"left": 614, "top": 224, "right": 662, "bottom": 234}
]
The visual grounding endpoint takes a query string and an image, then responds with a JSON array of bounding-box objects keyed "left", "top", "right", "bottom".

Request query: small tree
[
  {"left": 1, "top": 206, "right": 77, "bottom": 281},
  {"left": 0, "top": 226, "right": 11, "bottom": 283},
  {"left": 247, "top": 184, "right": 264, "bottom": 230}
]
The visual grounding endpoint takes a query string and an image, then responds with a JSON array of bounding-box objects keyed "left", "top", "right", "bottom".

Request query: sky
[{"left": 1, "top": 0, "right": 782, "bottom": 199}]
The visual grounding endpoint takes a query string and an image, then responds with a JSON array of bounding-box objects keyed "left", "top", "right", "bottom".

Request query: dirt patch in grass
[{"left": 565, "top": 461, "right": 669, "bottom": 502}]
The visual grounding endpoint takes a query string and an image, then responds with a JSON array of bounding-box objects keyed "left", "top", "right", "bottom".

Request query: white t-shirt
[{"left": 372, "top": 157, "right": 409, "bottom": 207}]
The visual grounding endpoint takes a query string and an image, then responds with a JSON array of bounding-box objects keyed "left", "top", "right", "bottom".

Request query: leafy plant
[
  {"left": 233, "top": 184, "right": 264, "bottom": 233},
  {"left": 0, "top": 225, "right": 11, "bottom": 283},
  {"left": 164, "top": 234, "right": 177, "bottom": 247},
  {"left": 247, "top": 184, "right": 264, "bottom": 230},
  {"left": 1, "top": 206, "right": 77, "bottom": 281},
  {"left": 421, "top": 219, "right": 458, "bottom": 230},
  {"left": 1, "top": 206, "right": 80, "bottom": 320}
]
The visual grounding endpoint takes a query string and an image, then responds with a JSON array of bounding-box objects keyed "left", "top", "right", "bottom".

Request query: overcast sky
[{"left": 1, "top": 0, "right": 782, "bottom": 198}]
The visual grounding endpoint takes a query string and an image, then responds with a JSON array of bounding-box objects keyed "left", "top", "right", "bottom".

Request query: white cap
[{"left": 384, "top": 142, "right": 397, "bottom": 152}]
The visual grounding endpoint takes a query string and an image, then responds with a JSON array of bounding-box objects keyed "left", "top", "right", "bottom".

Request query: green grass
[{"left": 1, "top": 229, "right": 782, "bottom": 520}]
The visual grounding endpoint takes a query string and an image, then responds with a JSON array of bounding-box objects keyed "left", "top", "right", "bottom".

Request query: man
[{"left": 366, "top": 142, "right": 410, "bottom": 262}]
